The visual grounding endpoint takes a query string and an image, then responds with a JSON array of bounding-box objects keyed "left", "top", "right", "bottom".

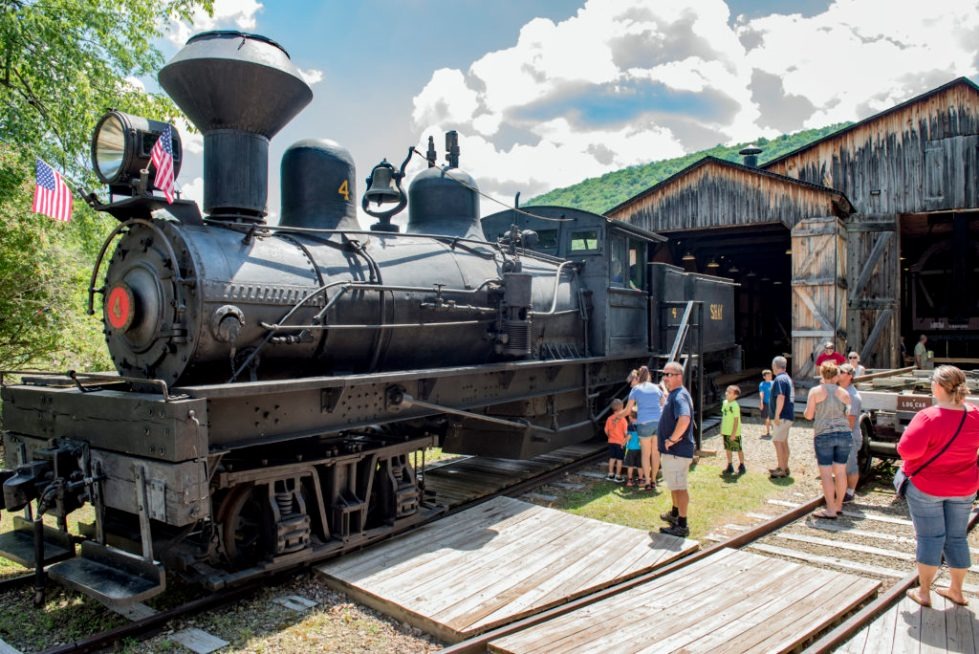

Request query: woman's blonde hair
[
  {"left": 819, "top": 361, "right": 840, "bottom": 380},
  {"left": 932, "top": 365, "right": 970, "bottom": 404},
  {"left": 637, "top": 365, "right": 651, "bottom": 384}
]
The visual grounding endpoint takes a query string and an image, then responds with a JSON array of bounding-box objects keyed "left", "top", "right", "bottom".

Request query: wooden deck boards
[
  {"left": 839, "top": 592, "right": 979, "bottom": 653},
  {"left": 315, "top": 496, "right": 697, "bottom": 642},
  {"left": 488, "top": 548, "right": 880, "bottom": 654}
]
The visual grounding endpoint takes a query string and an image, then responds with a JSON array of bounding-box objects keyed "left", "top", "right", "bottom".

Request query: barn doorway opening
[
  {"left": 900, "top": 211, "right": 979, "bottom": 367},
  {"left": 653, "top": 224, "right": 792, "bottom": 369}
]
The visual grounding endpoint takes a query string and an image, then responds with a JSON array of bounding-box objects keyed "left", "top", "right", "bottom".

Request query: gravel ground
[{"left": 133, "top": 576, "right": 443, "bottom": 654}]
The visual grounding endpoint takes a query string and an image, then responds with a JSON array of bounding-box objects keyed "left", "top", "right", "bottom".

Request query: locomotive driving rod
[{"left": 386, "top": 389, "right": 593, "bottom": 438}]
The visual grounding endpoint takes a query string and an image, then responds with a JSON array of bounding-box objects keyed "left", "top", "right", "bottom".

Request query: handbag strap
[{"left": 907, "top": 406, "right": 970, "bottom": 478}]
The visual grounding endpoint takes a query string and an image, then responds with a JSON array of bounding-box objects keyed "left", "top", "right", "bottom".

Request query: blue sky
[{"left": 159, "top": 0, "right": 979, "bottom": 223}]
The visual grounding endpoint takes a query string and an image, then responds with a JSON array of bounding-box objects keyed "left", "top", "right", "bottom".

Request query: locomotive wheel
[
  {"left": 218, "top": 484, "right": 275, "bottom": 566},
  {"left": 857, "top": 419, "right": 874, "bottom": 478}
]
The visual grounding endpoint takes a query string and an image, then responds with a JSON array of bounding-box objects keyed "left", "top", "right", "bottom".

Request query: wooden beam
[
  {"left": 850, "top": 231, "right": 893, "bottom": 300},
  {"left": 859, "top": 308, "right": 893, "bottom": 364}
]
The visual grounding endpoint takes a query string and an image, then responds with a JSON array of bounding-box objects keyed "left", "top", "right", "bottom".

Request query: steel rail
[
  {"left": 801, "top": 507, "right": 979, "bottom": 653},
  {"left": 0, "top": 573, "right": 34, "bottom": 593},
  {"left": 38, "top": 581, "right": 266, "bottom": 654}
]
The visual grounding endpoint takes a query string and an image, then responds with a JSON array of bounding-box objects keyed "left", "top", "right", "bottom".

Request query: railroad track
[
  {"left": 0, "top": 443, "right": 606, "bottom": 654},
  {"left": 7, "top": 452, "right": 968, "bottom": 653}
]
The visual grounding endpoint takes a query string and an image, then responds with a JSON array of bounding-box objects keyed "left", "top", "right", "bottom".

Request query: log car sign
[{"left": 896, "top": 394, "right": 932, "bottom": 413}]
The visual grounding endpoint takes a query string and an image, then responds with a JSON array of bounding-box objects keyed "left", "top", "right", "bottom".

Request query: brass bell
[{"left": 364, "top": 160, "right": 401, "bottom": 205}]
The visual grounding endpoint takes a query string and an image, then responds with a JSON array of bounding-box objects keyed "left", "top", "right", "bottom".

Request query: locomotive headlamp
[{"left": 91, "top": 110, "right": 182, "bottom": 194}]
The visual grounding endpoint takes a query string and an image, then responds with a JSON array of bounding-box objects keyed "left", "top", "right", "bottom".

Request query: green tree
[{"left": 0, "top": 0, "right": 211, "bottom": 370}]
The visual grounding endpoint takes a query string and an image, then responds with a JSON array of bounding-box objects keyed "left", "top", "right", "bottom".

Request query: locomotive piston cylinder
[{"left": 501, "top": 272, "right": 533, "bottom": 357}]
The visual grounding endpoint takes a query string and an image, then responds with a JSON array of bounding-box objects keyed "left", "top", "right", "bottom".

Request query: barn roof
[
  {"left": 762, "top": 76, "right": 979, "bottom": 171},
  {"left": 606, "top": 155, "right": 853, "bottom": 217}
]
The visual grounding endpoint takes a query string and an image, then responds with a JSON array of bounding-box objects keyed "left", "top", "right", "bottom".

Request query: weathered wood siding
[
  {"left": 791, "top": 217, "right": 847, "bottom": 381},
  {"left": 608, "top": 160, "right": 845, "bottom": 231},
  {"left": 766, "top": 84, "right": 979, "bottom": 214},
  {"left": 846, "top": 214, "right": 900, "bottom": 369}
]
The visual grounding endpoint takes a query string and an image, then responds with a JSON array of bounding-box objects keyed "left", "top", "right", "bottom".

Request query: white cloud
[
  {"left": 122, "top": 76, "right": 145, "bottom": 92},
  {"left": 179, "top": 176, "right": 204, "bottom": 206},
  {"left": 409, "top": 0, "right": 979, "bottom": 209},
  {"left": 297, "top": 68, "right": 324, "bottom": 86},
  {"left": 741, "top": 0, "right": 979, "bottom": 128},
  {"left": 168, "top": 0, "right": 264, "bottom": 45},
  {"left": 174, "top": 117, "right": 203, "bottom": 155}
]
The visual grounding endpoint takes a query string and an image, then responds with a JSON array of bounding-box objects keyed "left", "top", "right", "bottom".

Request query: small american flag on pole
[
  {"left": 32, "top": 159, "right": 73, "bottom": 222},
  {"left": 150, "top": 124, "right": 175, "bottom": 204}
]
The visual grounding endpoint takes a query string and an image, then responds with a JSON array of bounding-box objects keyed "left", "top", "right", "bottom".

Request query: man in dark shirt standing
[
  {"left": 658, "top": 361, "right": 695, "bottom": 538},
  {"left": 768, "top": 356, "right": 795, "bottom": 479}
]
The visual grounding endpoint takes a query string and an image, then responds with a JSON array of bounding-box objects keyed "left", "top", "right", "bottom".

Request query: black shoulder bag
[{"left": 894, "top": 407, "right": 969, "bottom": 499}]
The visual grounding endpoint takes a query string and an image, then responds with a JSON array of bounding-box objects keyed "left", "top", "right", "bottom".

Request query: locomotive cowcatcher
[{"left": 0, "top": 31, "right": 735, "bottom": 607}]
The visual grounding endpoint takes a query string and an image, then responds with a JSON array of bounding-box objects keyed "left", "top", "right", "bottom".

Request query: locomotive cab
[{"left": 481, "top": 207, "right": 665, "bottom": 358}]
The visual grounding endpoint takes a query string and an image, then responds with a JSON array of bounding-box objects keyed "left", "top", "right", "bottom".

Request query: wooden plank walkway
[
  {"left": 488, "top": 548, "right": 880, "bottom": 654},
  {"left": 315, "top": 496, "right": 697, "bottom": 642},
  {"left": 838, "top": 591, "right": 979, "bottom": 653},
  {"left": 423, "top": 443, "right": 604, "bottom": 507}
]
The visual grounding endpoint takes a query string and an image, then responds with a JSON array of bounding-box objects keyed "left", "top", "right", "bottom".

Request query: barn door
[
  {"left": 846, "top": 214, "right": 899, "bottom": 369},
  {"left": 791, "top": 216, "right": 847, "bottom": 381}
]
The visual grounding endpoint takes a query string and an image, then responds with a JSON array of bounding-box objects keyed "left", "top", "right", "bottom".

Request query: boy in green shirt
[{"left": 721, "top": 385, "right": 745, "bottom": 475}]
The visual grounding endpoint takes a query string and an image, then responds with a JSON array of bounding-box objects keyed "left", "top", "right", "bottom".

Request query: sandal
[
  {"left": 625, "top": 480, "right": 634, "bottom": 487},
  {"left": 812, "top": 511, "right": 838, "bottom": 520},
  {"left": 936, "top": 588, "right": 969, "bottom": 606},
  {"left": 906, "top": 588, "right": 931, "bottom": 608}
]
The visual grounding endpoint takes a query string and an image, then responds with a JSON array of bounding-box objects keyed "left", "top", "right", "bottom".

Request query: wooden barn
[{"left": 608, "top": 77, "right": 979, "bottom": 379}]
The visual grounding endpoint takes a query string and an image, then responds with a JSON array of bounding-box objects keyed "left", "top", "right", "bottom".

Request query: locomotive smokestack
[{"left": 159, "top": 31, "right": 313, "bottom": 221}]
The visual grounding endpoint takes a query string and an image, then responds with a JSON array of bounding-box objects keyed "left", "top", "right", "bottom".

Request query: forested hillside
[{"left": 528, "top": 123, "right": 850, "bottom": 214}]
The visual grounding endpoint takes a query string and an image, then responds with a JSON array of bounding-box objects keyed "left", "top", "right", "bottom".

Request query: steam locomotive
[{"left": 0, "top": 31, "right": 736, "bottom": 607}]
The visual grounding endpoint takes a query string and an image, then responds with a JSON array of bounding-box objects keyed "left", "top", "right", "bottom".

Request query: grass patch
[
  {"left": 419, "top": 446, "right": 462, "bottom": 466},
  {"left": 547, "top": 460, "right": 781, "bottom": 541}
]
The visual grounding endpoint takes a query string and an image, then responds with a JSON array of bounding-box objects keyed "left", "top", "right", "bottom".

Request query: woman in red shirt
[{"left": 899, "top": 365, "right": 979, "bottom": 608}]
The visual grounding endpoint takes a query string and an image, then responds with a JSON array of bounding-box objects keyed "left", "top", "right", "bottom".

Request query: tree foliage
[
  {"left": 528, "top": 123, "right": 853, "bottom": 214},
  {"left": 0, "top": 0, "right": 211, "bottom": 370}
]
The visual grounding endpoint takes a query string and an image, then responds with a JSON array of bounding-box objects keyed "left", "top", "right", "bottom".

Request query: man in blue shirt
[
  {"left": 768, "top": 356, "right": 795, "bottom": 479},
  {"left": 657, "top": 361, "right": 695, "bottom": 538}
]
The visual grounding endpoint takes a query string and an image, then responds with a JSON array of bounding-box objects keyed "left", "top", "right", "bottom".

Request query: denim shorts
[
  {"left": 905, "top": 481, "right": 976, "bottom": 568},
  {"left": 637, "top": 420, "right": 658, "bottom": 439},
  {"left": 813, "top": 431, "right": 851, "bottom": 466}
]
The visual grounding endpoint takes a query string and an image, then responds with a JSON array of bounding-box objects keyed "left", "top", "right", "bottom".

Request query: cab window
[
  {"left": 569, "top": 229, "right": 600, "bottom": 252},
  {"left": 610, "top": 235, "right": 627, "bottom": 287},
  {"left": 628, "top": 239, "right": 646, "bottom": 290},
  {"left": 536, "top": 229, "right": 559, "bottom": 252}
]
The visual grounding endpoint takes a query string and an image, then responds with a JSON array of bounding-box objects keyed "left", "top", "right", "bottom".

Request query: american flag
[
  {"left": 150, "top": 124, "right": 175, "bottom": 204},
  {"left": 32, "top": 159, "right": 73, "bottom": 222}
]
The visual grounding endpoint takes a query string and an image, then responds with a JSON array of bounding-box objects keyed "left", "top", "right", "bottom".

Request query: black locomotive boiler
[{"left": 0, "top": 31, "right": 736, "bottom": 607}]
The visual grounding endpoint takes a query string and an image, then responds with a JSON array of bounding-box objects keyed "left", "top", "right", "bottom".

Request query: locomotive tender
[{"left": 0, "top": 31, "right": 735, "bottom": 606}]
